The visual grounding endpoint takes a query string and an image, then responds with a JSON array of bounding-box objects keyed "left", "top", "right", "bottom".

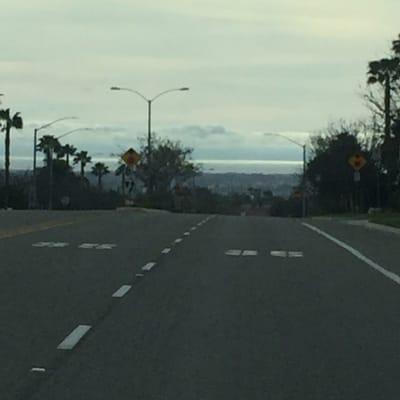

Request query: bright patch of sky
[{"left": 0, "top": 0, "right": 398, "bottom": 172}]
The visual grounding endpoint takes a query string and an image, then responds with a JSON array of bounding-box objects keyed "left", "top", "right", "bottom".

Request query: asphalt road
[{"left": 2, "top": 210, "right": 400, "bottom": 399}]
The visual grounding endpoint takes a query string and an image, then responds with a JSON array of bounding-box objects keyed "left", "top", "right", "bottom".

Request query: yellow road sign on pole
[
  {"left": 348, "top": 153, "right": 367, "bottom": 171},
  {"left": 121, "top": 148, "right": 140, "bottom": 167}
]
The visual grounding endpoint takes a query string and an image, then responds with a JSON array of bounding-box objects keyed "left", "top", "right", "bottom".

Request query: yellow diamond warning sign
[
  {"left": 348, "top": 153, "right": 367, "bottom": 171},
  {"left": 121, "top": 148, "right": 141, "bottom": 167}
]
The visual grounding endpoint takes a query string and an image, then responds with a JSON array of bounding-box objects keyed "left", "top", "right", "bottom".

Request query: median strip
[{"left": 57, "top": 325, "right": 91, "bottom": 350}]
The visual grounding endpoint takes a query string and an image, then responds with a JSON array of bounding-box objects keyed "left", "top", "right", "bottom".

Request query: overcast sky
[{"left": 0, "top": 0, "right": 399, "bottom": 172}]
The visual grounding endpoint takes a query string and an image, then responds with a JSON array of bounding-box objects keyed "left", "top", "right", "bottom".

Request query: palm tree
[
  {"left": 58, "top": 144, "right": 76, "bottom": 167},
  {"left": 0, "top": 109, "right": 23, "bottom": 208},
  {"left": 37, "top": 135, "right": 61, "bottom": 166},
  {"left": 367, "top": 57, "right": 400, "bottom": 137},
  {"left": 73, "top": 151, "right": 92, "bottom": 180},
  {"left": 91, "top": 162, "right": 109, "bottom": 190}
]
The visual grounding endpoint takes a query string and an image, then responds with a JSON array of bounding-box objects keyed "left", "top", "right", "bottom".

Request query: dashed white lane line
[
  {"left": 174, "top": 238, "right": 183, "bottom": 243},
  {"left": 242, "top": 250, "right": 258, "bottom": 256},
  {"left": 142, "top": 262, "right": 156, "bottom": 271},
  {"left": 30, "top": 367, "right": 46, "bottom": 373},
  {"left": 79, "top": 243, "right": 99, "bottom": 249},
  {"left": 162, "top": 248, "right": 171, "bottom": 254},
  {"left": 112, "top": 285, "right": 132, "bottom": 298},
  {"left": 57, "top": 325, "right": 91, "bottom": 350},
  {"left": 32, "top": 242, "right": 69, "bottom": 248},
  {"left": 271, "top": 251, "right": 287, "bottom": 257},
  {"left": 191, "top": 227, "right": 197, "bottom": 231},
  {"left": 183, "top": 232, "right": 190, "bottom": 236},
  {"left": 136, "top": 273, "right": 145, "bottom": 277},
  {"left": 96, "top": 244, "right": 117, "bottom": 250},
  {"left": 288, "top": 251, "right": 303, "bottom": 258},
  {"left": 302, "top": 222, "right": 400, "bottom": 286},
  {"left": 225, "top": 249, "right": 242, "bottom": 256}
]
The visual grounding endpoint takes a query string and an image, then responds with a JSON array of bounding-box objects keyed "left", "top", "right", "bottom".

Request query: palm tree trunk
[
  {"left": 80, "top": 163, "right": 84, "bottom": 179},
  {"left": 384, "top": 73, "right": 391, "bottom": 138},
  {"left": 4, "top": 124, "right": 10, "bottom": 208},
  {"left": 98, "top": 174, "right": 102, "bottom": 190},
  {"left": 66, "top": 153, "right": 69, "bottom": 167}
]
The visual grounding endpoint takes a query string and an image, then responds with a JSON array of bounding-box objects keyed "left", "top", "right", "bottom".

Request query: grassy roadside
[{"left": 369, "top": 213, "right": 400, "bottom": 229}]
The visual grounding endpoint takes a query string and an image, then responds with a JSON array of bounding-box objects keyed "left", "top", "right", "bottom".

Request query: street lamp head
[
  {"left": 180, "top": 87, "right": 190, "bottom": 91},
  {"left": 110, "top": 86, "right": 121, "bottom": 91}
]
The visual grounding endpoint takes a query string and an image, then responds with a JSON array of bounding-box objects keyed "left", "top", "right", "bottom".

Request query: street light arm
[
  {"left": 264, "top": 132, "right": 304, "bottom": 148},
  {"left": 110, "top": 87, "right": 149, "bottom": 102},
  {"left": 151, "top": 87, "right": 189, "bottom": 102},
  {"left": 37, "top": 117, "right": 78, "bottom": 132},
  {"left": 56, "top": 128, "right": 92, "bottom": 140}
]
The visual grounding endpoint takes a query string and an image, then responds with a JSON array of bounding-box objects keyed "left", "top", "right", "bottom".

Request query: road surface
[{"left": 1, "top": 210, "right": 400, "bottom": 399}]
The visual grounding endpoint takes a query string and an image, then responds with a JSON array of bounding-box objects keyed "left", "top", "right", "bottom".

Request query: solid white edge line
[
  {"left": 112, "top": 285, "right": 132, "bottom": 298},
  {"left": 302, "top": 222, "right": 400, "bottom": 285},
  {"left": 57, "top": 325, "right": 91, "bottom": 350}
]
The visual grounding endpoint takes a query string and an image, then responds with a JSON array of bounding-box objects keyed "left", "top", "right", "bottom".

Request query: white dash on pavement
[
  {"left": 162, "top": 248, "right": 171, "bottom": 254},
  {"left": 270, "top": 251, "right": 287, "bottom": 257},
  {"left": 183, "top": 232, "right": 190, "bottom": 236},
  {"left": 32, "top": 242, "right": 51, "bottom": 247},
  {"left": 288, "top": 251, "right": 303, "bottom": 258},
  {"left": 225, "top": 249, "right": 242, "bottom": 256},
  {"left": 174, "top": 238, "right": 183, "bottom": 243},
  {"left": 302, "top": 222, "right": 400, "bottom": 286},
  {"left": 96, "top": 244, "right": 117, "bottom": 250},
  {"left": 57, "top": 325, "right": 91, "bottom": 350},
  {"left": 51, "top": 242, "right": 69, "bottom": 248},
  {"left": 142, "top": 262, "right": 156, "bottom": 271},
  {"left": 242, "top": 250, "right": 258, "bottom": 256},
  {"left": 112, "top": 285, "right": 132, "bottom": 298},
  {"left": 30, "top": 367, "right": 46, "bottom": 373},
  {"left": 191, "top": 227, "right": 197, "bottom": 231},
  {"left": 79, "top": 243, "right": 99, "bottom": 249},
  {"left": 136, "top": 273, "right": 145, "bottom": 277}
]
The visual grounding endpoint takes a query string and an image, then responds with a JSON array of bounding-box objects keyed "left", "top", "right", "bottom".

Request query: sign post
[{"left": 348, "top": 153, "right": 367, "bottom": 213}]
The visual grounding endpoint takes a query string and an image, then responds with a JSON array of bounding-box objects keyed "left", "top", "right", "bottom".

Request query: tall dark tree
[
  {"left": 37, "top": 135, "right": 61, "bottom": 166},
  {"left": 0, "top": 109, "right": 23, "bottom": 208},
  {"left": 73, "top": 151, "right": 92, "bottom": 179},
  {"left": 58, "top": 144, "right": 77, "bottom": 167},
  {"left": 135, "top": 136, "right": 199, "bottom": 193},
  {"left": 91, "top": 162, "right": 109, "bottom": 190}
]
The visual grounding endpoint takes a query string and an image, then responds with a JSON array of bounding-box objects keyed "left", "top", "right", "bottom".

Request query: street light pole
[
  {"left": 110, "top": 86, "right": 189, "bottom": 192},
  {"left": 32, "top": 117, "right": 77, "bottom": 208},
  {"left": 264, "top": 132, "right": 308, "bottom": 218}
]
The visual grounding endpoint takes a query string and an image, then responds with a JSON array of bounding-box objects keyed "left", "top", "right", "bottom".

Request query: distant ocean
[{"left": 1, "top": 156, "right": 302, "bottom": 175}]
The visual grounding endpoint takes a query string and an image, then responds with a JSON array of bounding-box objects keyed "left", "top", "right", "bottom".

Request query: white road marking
[
  {"left": 112, "top": 285, "right": 132, "bottom": 298},
  {"left": 57, "top": 325, "right": 91, "bottom": 350},
  {"left": 288, "top": 251, "right": 303, "bottom": 258},
  {"left": 191, "top": 227, "right": 197, "bottom": 231},
  {"left": 225, "top": 249, "right": 242, "bottom": 256},
  {"left": 302, "top": 222, "right": 400, "bottom": 286},
  {"left": 183, "top": 232, "right": 190, "bottom": 236},
  {"left": 30, "top": 367, "right": 46, "bottom": 373},
  {"left": 32, "top": 242, "right": 51, "bottom": 247},
  {"left": 270, "top": 251, "right": 287, "bottom": 257},
  {"left": 79, "top": 243, "right": 99, "bottom": 249},
  {"left": 161, "top": 248, "right": 171, "bottom": 254},
  {"left": 136, "top": 273, "right": 145, "bottom": 277},
  {"left": 96, "top": 244, "right": 117, "bottom": 250},
  {"left": 174, "top": 238, "right": 183, "bottom": 243},
  {"left": 51, "top": 242, "right": 69, "bottom": 248},
  {"left": 142, "top": 262, "right": 156, "bottom": 271},
  {"left": 242, "top": 250, "right": 258, "bottom": 256}
]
